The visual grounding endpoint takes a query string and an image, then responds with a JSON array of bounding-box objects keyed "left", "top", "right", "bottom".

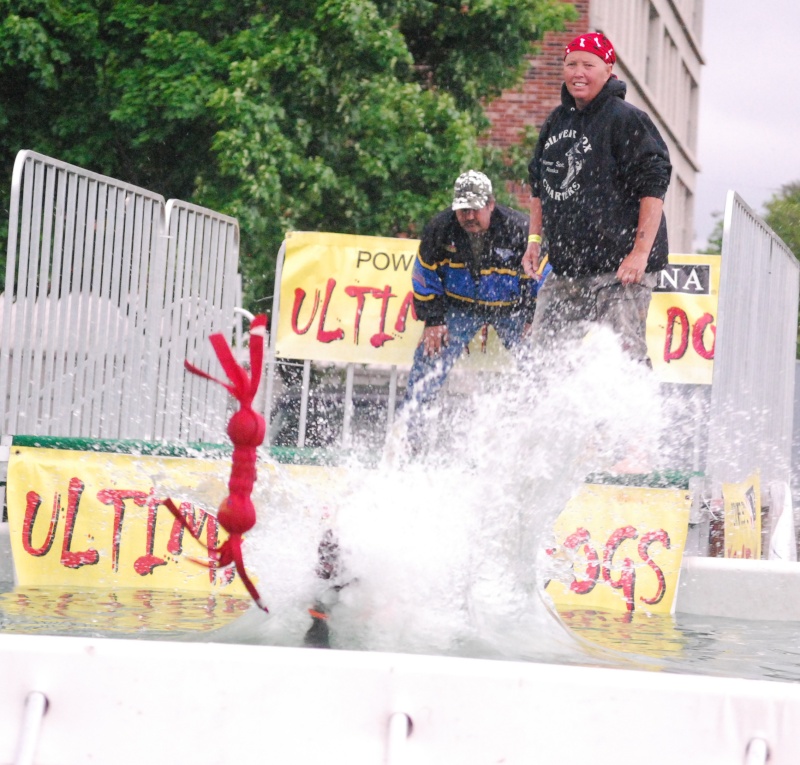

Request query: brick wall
[{"left": 484, "top": 0, "right": 591, "bottom": 205}]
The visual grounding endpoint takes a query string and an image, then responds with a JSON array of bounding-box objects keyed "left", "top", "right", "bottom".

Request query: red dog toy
[{"left": 165, "top": 314, "right": 269, "bottom": 612}]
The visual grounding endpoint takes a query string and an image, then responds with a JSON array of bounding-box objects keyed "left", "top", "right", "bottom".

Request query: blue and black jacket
[{"left": 411, "top": 204, "right": 547, "bottom": 327}]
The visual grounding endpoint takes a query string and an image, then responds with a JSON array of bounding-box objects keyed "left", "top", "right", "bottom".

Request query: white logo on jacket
[{"left": 561, "top": 136, "right": 592, "bottom": 190}]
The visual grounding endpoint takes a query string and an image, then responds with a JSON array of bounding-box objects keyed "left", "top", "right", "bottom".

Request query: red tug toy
[{"left": 164, "top": 314, "right": 270, "bottom": 612}]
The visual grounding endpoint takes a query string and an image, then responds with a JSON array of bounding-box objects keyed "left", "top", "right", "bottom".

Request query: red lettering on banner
[
  {"left": 16, "top": 477, "right": 240, "bottom": 583},
  {"left": 166, "top": 500, "right": 231, "bottom": 584},
  {"left": 394, "top": 291, "right": 417, "bottom": 332},
  {"left": 638, "top": 530, "right": 670, "bottom": 605},
  {"left": 133, "top": 491, "right": 169, "bottom": 576},
  {"left": 97, "top": 488, "right": 149, "bottom": 572},
  {"left": 22, "top": 491, "right": 59, "bottom": 557},
  {"left": 552, "top": 524, "right": 675, "bottom": 613},
  {"left": 664, "top": 307, "right": 716, "bottom": 363},
  {"left": 291, "top": 287, "right": 320, "bottom": 335},
  {"left": 664, "top": 307, "right": 689, "bottom": 361},
  {"left": 562, "top": 527, "right": 599, "bottom": 594},
  {"left": 60, "top": 478, "right": 100, "bottom": 569},
  {"left": 317, "top": 278, "right": 346, "bottom": 343},
  {"left": 602, "top": 525, "right": 638, "bottom": 612},
  {"left": 369, "top": 285, "right": 395, "bottom": 348},
  {"left": 345, "top": 285, "right": 373, "bottom": 345},
  {"left": 692, "top": 312, "right": 716, "bottom": 359},
  {"left": 293, "top": 279, "right": 421, "bottom": 347}
]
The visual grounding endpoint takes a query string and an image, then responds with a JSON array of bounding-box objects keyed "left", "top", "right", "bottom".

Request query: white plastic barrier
[{"left": 2, "top": 633, "right": 800, "bottom": 764}]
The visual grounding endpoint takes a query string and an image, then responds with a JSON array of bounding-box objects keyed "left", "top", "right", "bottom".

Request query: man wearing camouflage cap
[{"left": 402, "top": 170, "right": 549, "bottom": 449}]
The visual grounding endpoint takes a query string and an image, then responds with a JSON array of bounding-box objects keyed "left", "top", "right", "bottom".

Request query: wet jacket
[
  {"left": 528, "top": 77, "right": 672, "bottom": 277},
  {"left": 412, "top": 204, "right": 543, "bottom": 327}
]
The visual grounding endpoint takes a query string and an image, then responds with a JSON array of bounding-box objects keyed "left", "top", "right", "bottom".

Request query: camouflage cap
[{"left": 452, "top": 170, "right": 493, "bottom": 211}]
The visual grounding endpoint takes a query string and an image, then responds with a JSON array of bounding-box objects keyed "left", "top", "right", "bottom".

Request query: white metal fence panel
[
  {"left": 155, "top": 199, "right": 241, "bottom": 443},
  {"left": 706, "top": 191, "right": 800, "bottom": 487},
  {"left": 0, "top": 151, "right": 166, "bottom": 440},
  {"left": 1, "top": 150, "right": 242, "bottom": 444}
]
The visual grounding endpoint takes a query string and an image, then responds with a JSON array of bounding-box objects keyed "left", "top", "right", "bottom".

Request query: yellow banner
[
  {"left": 276, "top": 231, "right": 423, "bottom": 365},
  {"left": 6, "top": 446, "right": 252, "bottom": 593},
  {"left": 723, "top": 472, "right": 761, "bottom": 559},
  {"left": 646, "top": 253, "right": 720, "bottom": 385},
  {"left": 545, "top": 483, "right": 691, "bottom": 614},
  {"left": 7, "top": 445, "right": 690, "bottom": 620},
  {"left": 276, "top": 235, "right": 720, "bottom": 383}
]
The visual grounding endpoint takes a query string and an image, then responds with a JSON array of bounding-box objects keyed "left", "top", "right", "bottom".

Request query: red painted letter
[
  {"left": 692, "top": 312, "right": 716, "bottom": 360},
  {"left": 638, "top": 529, "right": 670, "bottom": 606},
  {"left": 60, "top": 478, "right": 100, "bottom": 569},
  {"left": 369, "top": 286, "right": 396, "bottom": 348},
  {"left": 96, "top": 489, "right": 148, "bottom": 572},
  {"left": 664, "top": 307, "right": 689, "bottom": 362},
  {"left": 22, "top": 491, "right": 59, "bottom": 557},
  {"left": 317, "top": 278, "right": 345, "bottom": 343},
  {"left": 344, "top": 285, "right": 373, "bottom": 345},
  {"left": 603, "top": 526, "right": 638, "bottom": 612},
  {"left": 563, "top": 527, "right": 600, "bottom": 595},
  {"left": 291, "top": 287, "right": 320, "bottom": 335},
  {"left": 394, "top": 291, "right": 417, "bottom": 333}
]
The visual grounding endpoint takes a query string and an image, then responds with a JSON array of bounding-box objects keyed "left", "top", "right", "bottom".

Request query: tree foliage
[
  {"left": 701, "top": 184, "right": 800, "bottom": 354},
  {"left": 764, "top": 182, "right": 800, "bottom": 357},
  {"left": 699, "top": 213, "right": 723, "bottom": 255},
  {"left": 0, "top": 0, "right": 575, "bottom": 308},
  {"left": 764, "top": 182, "right": 800, "bottom": 261}
]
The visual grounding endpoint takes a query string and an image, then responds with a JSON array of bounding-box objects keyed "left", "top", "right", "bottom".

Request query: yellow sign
[
  {"left": 7, "top": 444, "right": 690, "bottom": 622},
  {"left": 276, "top": 231, "right": 423, "bottom": 365},
  {"left": 545, "top": 483, "right": 691, "bottom": 614},
  {"left": 6, "top": 446, "right": 253, "bottom": 593},
  {"left": 5, "top": 446, "right": 351, "bottom": 596},
  {"left": 723, "top": 472, "right": 761, "bottom": 559},
  {"left": 277, "top": 235, "right": 720, "bottom": 384},
  {"left": 647, "top": 253, "right": 720, "bottom": 385}
]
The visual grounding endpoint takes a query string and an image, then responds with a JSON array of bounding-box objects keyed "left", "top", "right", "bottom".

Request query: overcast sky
[{"left": 693, "top": 0, "right": 800, "bottom": 249}]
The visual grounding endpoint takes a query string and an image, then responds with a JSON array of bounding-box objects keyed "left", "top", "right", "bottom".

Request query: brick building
[{"left": 486, "top": 0, "right": 704, "bottom": 253}]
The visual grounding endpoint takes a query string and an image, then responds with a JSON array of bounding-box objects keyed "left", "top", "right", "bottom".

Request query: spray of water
[{"left": 214, "top": 326, "right": 666, "bottom": 661}]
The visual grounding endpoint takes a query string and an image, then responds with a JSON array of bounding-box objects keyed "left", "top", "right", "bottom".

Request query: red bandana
[{"left": 564, "top": 33, "right": 616, "bottom": 64}]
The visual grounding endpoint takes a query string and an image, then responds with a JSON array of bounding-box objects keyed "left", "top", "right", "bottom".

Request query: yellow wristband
[{"left": 528, "top": 234, "right": 542, "bottom": 243}]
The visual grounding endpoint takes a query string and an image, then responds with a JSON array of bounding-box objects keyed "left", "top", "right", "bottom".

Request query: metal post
[
  {"left": 385, "top": 711, "right": 412, "bottom": 765},
  {"left": 342, "top": 364, "right": 355, "bottom": 447},
  {"left": 13, "top": 691, "right": 49, "bottom": 765}
]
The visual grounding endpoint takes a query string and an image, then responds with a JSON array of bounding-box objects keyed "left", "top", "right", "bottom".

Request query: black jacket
[
  {"left": 411, "top": 204, "right": 540, "bottom": 326},
  {"left": 528, "top": 77, "right": 672, "bottom": 277}
]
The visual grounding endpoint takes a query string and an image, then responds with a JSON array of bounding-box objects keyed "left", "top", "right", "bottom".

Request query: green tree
[
  {"left": 699, "top": 213, "right": 723, "bottom": 255},
  {"left": 764, "top": 182, "right": 800, "bottom": 356},
  {"left": 764, "top": 182, "right": 800, "bottom": 260},
  {"left": 0, "top": 0, "right": 575, "bottom": 308}
]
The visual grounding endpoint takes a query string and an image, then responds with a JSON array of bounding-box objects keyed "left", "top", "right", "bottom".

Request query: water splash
[{"left": 218, "top": 326, "right": 666, "bottom": 660}]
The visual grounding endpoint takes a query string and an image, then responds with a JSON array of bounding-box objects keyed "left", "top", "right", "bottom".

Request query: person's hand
[
  {"left": 522, "top": 241, "right": 541, "bottom": 278},
  {"left": 422, "top": 325, "right": 449, "bottom": 357},
  {"left": 617, "top": 249, "right": 649, "bottom": 286}
]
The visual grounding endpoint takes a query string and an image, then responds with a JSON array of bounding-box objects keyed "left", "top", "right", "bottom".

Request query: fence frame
[{"left": 1, "top": 150, "right": 242, "bottom": 444}]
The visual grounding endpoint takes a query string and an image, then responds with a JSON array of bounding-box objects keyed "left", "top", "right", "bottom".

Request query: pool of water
[
  {"left": 2, "top": 581, "right": 799, "bottom": 686},
  {"left": 4, "top": 336, "right": 798, "bottom": 689}
]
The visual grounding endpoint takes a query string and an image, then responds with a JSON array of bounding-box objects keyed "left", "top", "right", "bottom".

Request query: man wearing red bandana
[{"left": 522, "top": 32, "right": 671, "bottom": 365}]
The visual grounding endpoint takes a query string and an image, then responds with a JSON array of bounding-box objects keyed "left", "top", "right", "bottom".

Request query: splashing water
[{"left": 216, "top": 326, "right": 666, "bottom": 660}]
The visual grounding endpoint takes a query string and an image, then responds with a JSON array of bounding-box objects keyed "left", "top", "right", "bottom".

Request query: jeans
[{"left": 402, "top": 305, "right": 527, "bottom": 412}]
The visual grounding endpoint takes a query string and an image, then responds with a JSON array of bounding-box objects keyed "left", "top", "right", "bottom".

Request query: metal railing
[
  {"left": 706, "top": 191, "right": 800, "bottom": 488},
  {"left": 0, "top": 150, "right": 241, "bottom": 444}
]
